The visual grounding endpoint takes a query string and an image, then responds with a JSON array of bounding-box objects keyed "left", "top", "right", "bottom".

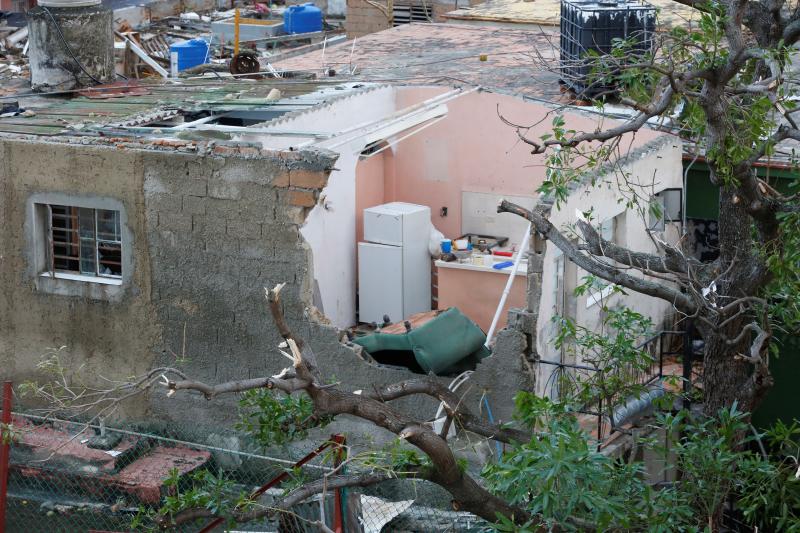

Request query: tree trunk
[
  {"left": 701, "top": 327, "right": 755, "bottom": 417},
  {"left": 698, "top": 188, "right": 773, "bottom": 418}
]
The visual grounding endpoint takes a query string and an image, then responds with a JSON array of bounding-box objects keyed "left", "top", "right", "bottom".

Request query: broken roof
[
  {"left": 0, "top": 78, "right": 363, "bottom": 137},
  {"left": 274, "top": 23, "right": 565, "bottom": 100},
  {"left": 443, "top": 0, "right": 701, "bottom": 29}
]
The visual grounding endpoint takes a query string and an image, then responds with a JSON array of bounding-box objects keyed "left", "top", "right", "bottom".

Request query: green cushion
[{"left": 353, "top": 307, "right": 489, "bottom": 375}]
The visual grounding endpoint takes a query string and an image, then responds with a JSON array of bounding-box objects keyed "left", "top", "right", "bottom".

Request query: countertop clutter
[
  {"left": 436, "top": 234, "right": 526, "bottom": 275},
  {"left": 435, "top": 254, "right": 527, "bottom": 275}
]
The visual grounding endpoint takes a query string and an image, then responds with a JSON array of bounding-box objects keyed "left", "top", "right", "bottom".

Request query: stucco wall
[
  {"left": 534, "top": 136, "right": 684, "bottom": 396},
  {"left": 0, "top": 138, "right": 336, "bottom": 425},
  {"left": 0, "top": 140, "right": 158, "bottom": 419}
]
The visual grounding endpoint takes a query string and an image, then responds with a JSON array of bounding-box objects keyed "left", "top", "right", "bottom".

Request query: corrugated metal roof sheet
[{"left": 0, "top": 77, "right": 343, "bottom": 137}]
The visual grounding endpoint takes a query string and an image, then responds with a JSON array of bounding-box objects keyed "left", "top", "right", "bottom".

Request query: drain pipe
[{"left": 485, "top": 222, "right": 531, "bottom": 347}]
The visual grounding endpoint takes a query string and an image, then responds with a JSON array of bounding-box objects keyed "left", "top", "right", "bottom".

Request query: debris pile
[
  {"left": 0, "top": 14, "right": 29, "bottom": 94},
  {"left": 1, "top": 1, "right": 343, "bottom": 93}
]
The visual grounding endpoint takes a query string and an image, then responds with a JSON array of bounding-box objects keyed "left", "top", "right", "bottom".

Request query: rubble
[{"left": 0, "top": 1, "right": 344, "bottom": 92}]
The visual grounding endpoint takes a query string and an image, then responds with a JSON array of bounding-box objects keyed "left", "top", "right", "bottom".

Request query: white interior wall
[
  {"left": 239, "top": 85, "right": 398, "bottom": 328},
  {"left": 461, "top": 191, "right": 536, "bottom": 242}
]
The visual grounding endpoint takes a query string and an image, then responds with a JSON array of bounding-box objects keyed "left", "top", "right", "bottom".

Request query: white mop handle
[{"left": 485, "top": 222, "right": 532, "bottom": 347}]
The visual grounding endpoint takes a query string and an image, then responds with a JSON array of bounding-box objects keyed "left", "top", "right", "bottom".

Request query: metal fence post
[
  {"left": 332, "top": 435, "right": 346, "bottom": 533},
  {"left": 0, "top": 380, "right": 13, "bottom": 533}
]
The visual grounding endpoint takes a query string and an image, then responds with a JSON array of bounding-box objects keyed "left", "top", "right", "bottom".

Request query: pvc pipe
[
  {"left": 484, "top": 222, "right": 531, "bottom": 347},
  {"left": 432, "top": 370, "right": 473, "bottom": 438},
  {"left": 320, "top": 86, "right": 478, "bottom": 150}
]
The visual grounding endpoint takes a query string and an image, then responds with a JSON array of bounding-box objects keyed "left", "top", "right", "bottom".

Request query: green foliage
[
  {"left": 485, "top": 395, "right": 693, "bottom": 532},
  {"left": 236, "top": 389, "right": 330, "bottom": 448},
  {"left": 131, "top": 468, "right": 251, "bottom": 531},
  {"left": 487, "top": 394, "right": 800, "bottom": 532},
  {"left": 552, "top": 305, "right": 658, "bottom": 412},
  {"left": 483, "top": 306, "right": 800, "bottom": 532},
  {"left": 0, "top": 422, "right": 18, "bottom": 446},
  {"left": 736, "top": 420, "right": 800, "bottom": 530},
  {"left": 360, "top": 437, "right": 432, "bottom": 474},
  {"left": 765, "top": 208, "right": 800, "bottom": 339}
]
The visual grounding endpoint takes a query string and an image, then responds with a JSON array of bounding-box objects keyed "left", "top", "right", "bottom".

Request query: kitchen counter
[
  {"left": 434, "top": 258, "right": 527, "bottom": 275},
  {"left": 435, "top": 256, "right": 527, "bottom": 332}
]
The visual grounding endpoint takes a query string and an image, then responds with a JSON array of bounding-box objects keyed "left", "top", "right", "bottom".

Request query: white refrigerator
[{"left": 358, "top": 202, "right": 432, "bottom": 324}]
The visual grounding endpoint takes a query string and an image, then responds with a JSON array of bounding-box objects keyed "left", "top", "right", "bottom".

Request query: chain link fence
[{"left": 1, "top": 411, "right": 488, "bottom": 532}]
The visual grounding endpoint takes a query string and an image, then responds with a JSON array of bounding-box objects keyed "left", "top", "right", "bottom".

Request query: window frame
[
  {"left": 44, "top": 205, "right": 123, "bottom": 282},
  {"left": 28, "top": 194, "right": 129, "bottom": 291}
]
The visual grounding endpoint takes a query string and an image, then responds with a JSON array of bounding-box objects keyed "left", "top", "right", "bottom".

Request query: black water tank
[{"left": 560, "top": 0, "right": 656, "bottom": 97}]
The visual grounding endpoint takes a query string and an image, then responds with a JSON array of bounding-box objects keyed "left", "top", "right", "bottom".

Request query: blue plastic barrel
[
  {"left": 283, "top": 3, "right": 323, "bottom": 34},
  {"left": 169, "top": 39, "right": 209, "bottom": 71}
]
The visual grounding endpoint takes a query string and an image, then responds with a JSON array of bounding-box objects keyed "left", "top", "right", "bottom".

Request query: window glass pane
[
  {"left": 600, "top": 219, "right": 615, "bottom": 242},
  {"left": 79, "top": 238, "right": 97, "bottom": 275},
  {"left": 96, "top": 209, "right": 120, "bottom": 241},
  {"left": 78, "top": 207, "right": 95, "bottom": 239},
  {"left": 97, "top": 241, "right": 122, "bottom": 277}
]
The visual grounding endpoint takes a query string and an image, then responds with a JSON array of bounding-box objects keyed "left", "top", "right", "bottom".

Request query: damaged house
[{"left": 0, "top": 76, "right": 683, "bottom": 445}]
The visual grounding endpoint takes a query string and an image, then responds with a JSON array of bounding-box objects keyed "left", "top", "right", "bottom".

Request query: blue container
[
  {"left": 169, "top": 39, "right": 209, "bottom": 71},
  {"left": 283, "top": 3, "right": 323, "bottom": 34}
]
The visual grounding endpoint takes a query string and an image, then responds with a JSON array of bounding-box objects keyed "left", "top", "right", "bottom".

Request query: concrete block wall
[
  {"left": 345, "top": 0, "right": 392, "bottom": 38},
  {"left": 0, "top": 135, "right": 528, "bottom": 456},
  {"left": 345, "top": 0, "right": 480, "bottom": 38},
  {"left": 139, "top": 145, "right": 342, "bottom": 426}
]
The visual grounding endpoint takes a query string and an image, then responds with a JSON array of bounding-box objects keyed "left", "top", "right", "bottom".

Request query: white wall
[
  {"left": 535, "top": 138, "right": 684, "bottom": 397},
  {"left": 240, "top": 85, "right": 398, "bottom": 328}
]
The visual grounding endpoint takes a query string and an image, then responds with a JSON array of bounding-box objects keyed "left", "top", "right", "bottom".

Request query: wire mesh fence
[{"left": 1, "top": 411, "right": 487, "bottom": 532}]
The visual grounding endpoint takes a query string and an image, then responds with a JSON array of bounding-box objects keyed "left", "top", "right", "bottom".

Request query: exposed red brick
[
  {"left": 213, "top": 144, "right": 237, "bottom": 155},
  {"left": 238, "top": 146, "right": 261, "bottom": 157},
  {"left": 272, "top": 172, "right": 290, "bottom": 187},
  {"left": 287, "top": 189, "right": 317, "bottom": 207},
  {"left": 289, "top": 168, "right": 328, "bottom": 189}
]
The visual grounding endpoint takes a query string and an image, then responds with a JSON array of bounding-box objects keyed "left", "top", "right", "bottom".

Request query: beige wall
[{"left": 535, "top": 137, "right": 684, "bottom": 396}]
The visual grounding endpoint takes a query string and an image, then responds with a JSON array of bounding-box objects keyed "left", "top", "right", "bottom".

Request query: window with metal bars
[{"left": 46, "top": 205, "right": 122, "bottom": 279}]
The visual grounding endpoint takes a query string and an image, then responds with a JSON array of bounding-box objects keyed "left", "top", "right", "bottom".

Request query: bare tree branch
[
  {"left": 498, "top": 200, "right": 696, "bottom": 311},
  {"left": 366, "top": 379, "right": 533, "bottom": 444}
]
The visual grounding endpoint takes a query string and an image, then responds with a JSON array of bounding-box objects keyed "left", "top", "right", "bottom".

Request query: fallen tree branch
[
  {"left": 498, "top": 200, "right": 695, "bottom": 312},
  {"left": 367, "top": 379, "right": 532, "bottom": 444}
]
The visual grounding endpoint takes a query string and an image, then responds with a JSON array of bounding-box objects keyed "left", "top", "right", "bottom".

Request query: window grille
[{"left": 46, "top": 205, "right": 122, "bottom": 279}]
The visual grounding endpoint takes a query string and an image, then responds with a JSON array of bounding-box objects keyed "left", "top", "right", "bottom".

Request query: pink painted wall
[{"left": 388, "top": 88, "right": 662, "bottom": 238}]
